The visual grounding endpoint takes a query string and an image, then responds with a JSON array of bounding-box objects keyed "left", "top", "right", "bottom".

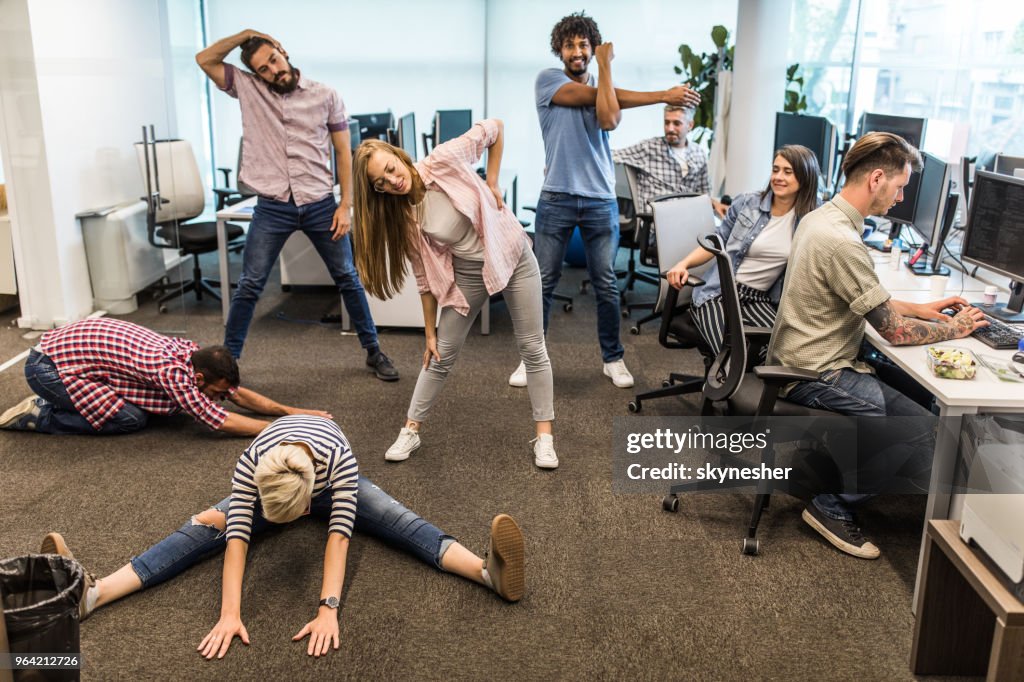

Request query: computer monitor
[
  {"left": 961, "top": 170, "right": 1024, "bottom": 322},
  {"left": 858, "top": 112, "right": 927, "bottom": 149},
  {"left": 994, "top": 154, "right": 1024, "bottom": 177},
  {"left": 434, "top": 110, "right": 472, "bottom": 145},
  {"left": 904, "top": 152, "right": 954, "bottom": 276},
  {"left": 351, "top": 111, "right": 394, "bottom": 141},
  {"left": 858, "top": 113, "right": 929, "bottom": 250},
  {"left": 398, "top": 112, "right": 417, "bottom": 161},
  {"left": 773, "top": 112, "right": 838, "bottom": 188}
]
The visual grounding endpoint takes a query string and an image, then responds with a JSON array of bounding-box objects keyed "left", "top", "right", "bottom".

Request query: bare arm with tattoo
[{"left": 865, "top": 300, "right": 988, "bottom": 346}]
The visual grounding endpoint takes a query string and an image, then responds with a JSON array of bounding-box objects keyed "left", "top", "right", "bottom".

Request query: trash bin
[{"left": 0, "top": 555, "right": 84, "bottom": 682}]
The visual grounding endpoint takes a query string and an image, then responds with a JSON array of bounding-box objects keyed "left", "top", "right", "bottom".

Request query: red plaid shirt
[{"left": 39, "top": 318, "right": 229, "bottom": 431}]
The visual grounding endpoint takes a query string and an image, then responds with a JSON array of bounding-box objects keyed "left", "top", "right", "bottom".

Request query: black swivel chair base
[
  {"left": 627, "top": 373, "right": 705, "bottom": 413},
  {"left": 150, "top": 254, "right": 235, "bottom": 314}
]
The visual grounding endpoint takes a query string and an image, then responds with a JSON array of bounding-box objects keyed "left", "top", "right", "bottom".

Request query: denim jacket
[{"left": 692, "top": 190, "right": 810, "bottom": 308}]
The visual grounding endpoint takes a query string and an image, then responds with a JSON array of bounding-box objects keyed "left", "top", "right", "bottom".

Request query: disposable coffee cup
[
  {"left": 930, "top": 275, "right": 949, "bottom": 299},
  {"left": 983, "top": 285, "right": 998, "bottom": 306}
]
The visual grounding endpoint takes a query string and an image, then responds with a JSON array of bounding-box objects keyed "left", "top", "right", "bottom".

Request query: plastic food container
[{"left": 926, "top": 346, "right": 977, "bottom": 380}]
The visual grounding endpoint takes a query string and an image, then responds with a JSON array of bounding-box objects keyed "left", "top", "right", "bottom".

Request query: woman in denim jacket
[{"left": 666, "top": 145, "right": 821, "bottom": 355}]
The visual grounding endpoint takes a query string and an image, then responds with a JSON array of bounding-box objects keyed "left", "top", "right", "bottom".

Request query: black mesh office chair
[
  {"left": 659, "top": 234, "right": 834, "bottom": 555},
  {"left": 136, "top": 131, "right": 244, "bottom": 313}
]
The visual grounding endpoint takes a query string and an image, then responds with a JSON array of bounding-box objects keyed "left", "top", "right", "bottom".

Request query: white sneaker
[
  {"left": 532, "top": 434, "right": 558, "bottom": 469},
  {"left": 385, "top": 427, "right": 421, "bottom": 462},
  {"left": 508, "top": 361, "right": 527, "bottom": 387},
  {"left": 602, "top": 359, "right": 634, "bottom": 388}
]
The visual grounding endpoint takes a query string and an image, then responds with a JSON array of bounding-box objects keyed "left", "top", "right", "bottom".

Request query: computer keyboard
[{"left": 972, "top": 315, "right": 1024, "bottom": 349}]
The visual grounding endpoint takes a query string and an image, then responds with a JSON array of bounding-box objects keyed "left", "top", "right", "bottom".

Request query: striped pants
[{"left": 690, "top": 283, "right": 777, "bottom": 358}]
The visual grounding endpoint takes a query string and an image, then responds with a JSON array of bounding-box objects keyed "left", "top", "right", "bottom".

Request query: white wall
[
  {"left": 0, "top": 0, "right": 176, "bottom": 328},
  {"left": 486, "top": 0, "right": 739, "bottom": 208},
  {"left": 206, "top": 0, "right": 486, "bottom": 174}
]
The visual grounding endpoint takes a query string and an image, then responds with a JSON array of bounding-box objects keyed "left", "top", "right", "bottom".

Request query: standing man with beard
[
  {"left": 525, "top": 12, "right": 700, "bottom": 390},
  {"left": 196, "top": 30, "right": 398, "bottom": 382}
]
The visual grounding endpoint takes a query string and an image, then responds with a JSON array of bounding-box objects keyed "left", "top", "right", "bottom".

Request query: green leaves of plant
[{"left": 711, "top": 25, "right": 729, "bottom": 48}]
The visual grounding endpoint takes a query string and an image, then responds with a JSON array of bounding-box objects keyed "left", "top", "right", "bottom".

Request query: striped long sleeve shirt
[{"left": 226, "top": 415, "right": 359, "bottom": 543}]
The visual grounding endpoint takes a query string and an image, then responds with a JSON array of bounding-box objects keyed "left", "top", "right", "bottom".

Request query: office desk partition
[
  {"left": 864, "top": 269, "right": 1024, "bottom": 614},
  {"left": 215, "top": 196, "right": 490, "bottom": 333}
]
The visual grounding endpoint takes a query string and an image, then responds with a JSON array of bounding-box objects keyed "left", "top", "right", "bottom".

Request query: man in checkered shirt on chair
[
  {"left": 0, "top": 318, "right": 330, "bottom": 436},
  {"left": 612, "top": 105, "right": 727, "bottom": 217}
]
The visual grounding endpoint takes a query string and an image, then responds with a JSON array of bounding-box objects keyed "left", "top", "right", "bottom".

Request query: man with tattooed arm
[{"left": 767, "top": 132, "right": 988, "bottom": 560}]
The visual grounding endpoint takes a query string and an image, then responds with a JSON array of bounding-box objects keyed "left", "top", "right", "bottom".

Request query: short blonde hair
[{"left": 254, "top": 443, "right": 315, "bottom": 524}]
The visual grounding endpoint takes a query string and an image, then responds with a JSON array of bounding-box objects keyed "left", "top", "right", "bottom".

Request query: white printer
[{"left": 959, "top": 443, "right": 1024, "bottom": 588}]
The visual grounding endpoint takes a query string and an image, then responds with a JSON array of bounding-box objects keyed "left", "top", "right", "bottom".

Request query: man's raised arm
[
  {"left": 551, "top": 82, "right": 700, "bottom": 111},
  {"left": 196, "top": 29, "right": 279, "bottom": 90}
]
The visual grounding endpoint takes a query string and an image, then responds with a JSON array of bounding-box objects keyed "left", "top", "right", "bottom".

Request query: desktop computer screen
[
  {"left": 994, "top": 154, "right": 1024, "bottom": 177},
  {"left": 962, "top": 170, "right": 1024, "bottom": 321},
  {"left": 858, "top": 112, "right": 927, "bottom": 149},
  {"left": 905, "top": 152, "right": 953, "bottom": 276},
  {"left": 773, "top": 112, "right": 837, "bottom": 186},
  {"left": 351, "top": 111, "right": 394, "bottom": 141},
  {"left": 435, "top": 110, "right": 472, "bottom": 145},
  {"left": 398, "top": 112, "right": 417, "bottom": 161}
]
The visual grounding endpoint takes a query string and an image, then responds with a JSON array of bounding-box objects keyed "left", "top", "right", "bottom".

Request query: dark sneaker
[
  {"left": 484, "top": 514, "right": 525, "bottom": 602},
  {"left": 40, "top": 532, "right": 97, "bottom": 621},
  {"left": 0, "top": 396, "right": 43, "bottom": 430},
  {"left": 801, "top": 505, "right": 880, "bottom": 559},
  {"left": 367, "top": 351, "right": 399, "bottom": 382}
]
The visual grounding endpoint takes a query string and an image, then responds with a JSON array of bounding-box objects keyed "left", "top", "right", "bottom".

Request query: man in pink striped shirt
[{"left": 196, "top": 30, "right": 398, "bottom": 381}]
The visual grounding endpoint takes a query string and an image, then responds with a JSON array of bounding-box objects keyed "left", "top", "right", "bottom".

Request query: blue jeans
[
  {"left": 223, "top": 194, "right": 379, "bottom": 358},
  {"left": 786, "top": 358, "right": 934, "bottom": 521},
  {"left": 533, "top": 192, "right": 623, "bottom": 363},
  {"left": 24, "top": 350, "right": 148, "bottom": 435},
  {"left": 129, "top": 476, "right": 456, "bottom": 588}
]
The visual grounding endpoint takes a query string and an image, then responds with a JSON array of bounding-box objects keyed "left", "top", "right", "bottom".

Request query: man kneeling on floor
[{"left": 0, "top": 317, "right": 330, "bottom": 436}]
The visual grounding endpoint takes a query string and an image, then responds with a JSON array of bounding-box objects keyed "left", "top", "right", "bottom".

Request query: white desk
[
  {"left": 865, "top": 276, "right": 1024, "bottom": 613},
  {"left": 215, "top": 196, "right": 490, "bottom": 333}
]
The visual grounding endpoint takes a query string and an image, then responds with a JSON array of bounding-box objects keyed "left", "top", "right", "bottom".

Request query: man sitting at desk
[
  {"left": 612, "top": 105, "right": 727, "bottom": 217},
  {"left": 196, "top": 30, "right": 398, "bottom": 381},
  {"left": 768, "top": 132, "right": 988, "bottom": 559},
  {"left": 0, "top": 318, "right": 330, "bottom": 436}
]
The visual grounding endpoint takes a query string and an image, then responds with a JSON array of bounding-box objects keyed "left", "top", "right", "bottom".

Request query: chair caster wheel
[
  {"left": 563, "top": 303, "right": 573, "bottom": 312},
  {"left": 621, "top": 310, "right": 630, "bottom": 319},
  {"left": 630, "top": 326, "right": 640, "bottom": 335},
  {"left": 662, "top": 379, "right": 672, "bottom": 388},
  {"left": 662, "top": 495, "right": 679, "bottom": 512},
  {"left": 741, "top": 537, "right": 760, "bottom": 555},
  {"left": 158, "top": 304, "right": 168, "bottom": 314},
  {"left": 627, "top": 400, "right": 640, "bottom": 413}
]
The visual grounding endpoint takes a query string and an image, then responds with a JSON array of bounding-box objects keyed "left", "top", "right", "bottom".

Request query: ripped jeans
[{"left": 129, "top": 476, "right": 456, "bottom": 588}]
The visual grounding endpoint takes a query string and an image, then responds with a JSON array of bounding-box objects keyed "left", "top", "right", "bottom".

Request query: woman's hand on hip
[
  {"left": 487, "top": 182, "right": 504, "bottom": 210},
  {"left": 198, "top": 616, "right": 249, "bottom": 659}
]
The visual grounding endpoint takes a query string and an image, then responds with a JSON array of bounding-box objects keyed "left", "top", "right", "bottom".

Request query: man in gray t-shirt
[{"left": 519, "top": 12, "right": 699, "bottom": 390}]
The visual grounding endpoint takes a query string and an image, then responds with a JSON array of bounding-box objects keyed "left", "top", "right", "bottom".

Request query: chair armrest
[
  {"left": 743, "top": 326, "right": 772, "bottom": 339},
  {"left": 217, "top": 167, "right": 233, "bottom": 186},
  {"left": 522, "top": 204, "right": 536, "bottom": 214},
  {"left": 753, "top": 365, "right": 820, "bottom": 384},
  {"left": 686, "top": 275, "right": 705, "bottom": 288}
]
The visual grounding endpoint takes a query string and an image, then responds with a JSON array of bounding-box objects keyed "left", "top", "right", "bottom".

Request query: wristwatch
[{"left": 319, "top": 596, "right": 340, "bottom": 609}]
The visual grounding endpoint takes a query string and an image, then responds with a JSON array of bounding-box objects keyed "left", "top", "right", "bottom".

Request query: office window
[{"left": 790, "top": 0, "right": 1024, "bottom": 161}]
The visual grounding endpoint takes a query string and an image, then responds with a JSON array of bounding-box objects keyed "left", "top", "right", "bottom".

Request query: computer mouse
[{"left": 940, "top": 308, "right": 958, "bottom": 317}]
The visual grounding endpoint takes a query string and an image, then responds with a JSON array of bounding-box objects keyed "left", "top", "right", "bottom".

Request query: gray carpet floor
[{"left": 0, "top": 253, "right": 950, "bottom": 680}]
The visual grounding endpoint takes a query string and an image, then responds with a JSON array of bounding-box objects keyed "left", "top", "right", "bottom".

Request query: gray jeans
[{"left": 408, "top": 247, "right": 554, "bottom": 423}]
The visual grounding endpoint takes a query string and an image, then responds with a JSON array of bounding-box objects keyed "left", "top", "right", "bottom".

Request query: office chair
[
  {"left": 136, "top": 128, "right": 244, "bottom": 313},
  {"left": 627, "top": 189, "right": 702, "bottom": 335},
  {"left": 580, "top": 164, "right": 663, "bottom": 316},
  {"left": 659, "top": 233, "right": 834, "bottom": 555},
  {"left": 627, "top": 195, "right": 717, "bottom": 413},
  {"left": 213, "top": 137, "right": 256, "bottom": 211}
]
